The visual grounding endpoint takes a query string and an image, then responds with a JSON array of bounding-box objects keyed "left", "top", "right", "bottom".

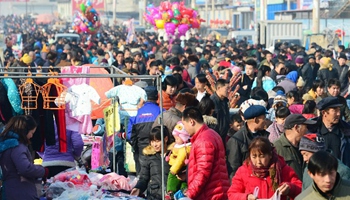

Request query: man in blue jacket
[{"left": 127, "top": 86, "right": 164, "bottom": 174}]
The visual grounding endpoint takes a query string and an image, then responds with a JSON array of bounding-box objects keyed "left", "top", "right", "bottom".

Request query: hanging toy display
[
  {"left": 72, "top": 0, "right": 101, "bottom": 35},
  {"left": 144, "top": 2, "right": 205, "bottom": 38}
]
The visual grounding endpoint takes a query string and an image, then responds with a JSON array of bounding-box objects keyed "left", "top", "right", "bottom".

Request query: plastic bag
[
  {"left": 46, "top": 181, "right": 75, "bottom": 200},
  {"left": 255, "top": 187, "right": 281, "bottom": 200},
  {"left": 53, "top": 170, "right": 92, "bottom": 188},
  {"left": 99, "top": 172, "right": 133, "bottom": 191}
]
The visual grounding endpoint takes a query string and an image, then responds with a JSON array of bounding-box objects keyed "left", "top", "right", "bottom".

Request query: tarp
[{"left": 86, "top": 65, "right": 114, "bottom": 119}]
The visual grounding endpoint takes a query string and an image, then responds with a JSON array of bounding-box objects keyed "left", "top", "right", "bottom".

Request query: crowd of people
[{"left": 2, "top": 14, "right": 350, "bottom": 200}]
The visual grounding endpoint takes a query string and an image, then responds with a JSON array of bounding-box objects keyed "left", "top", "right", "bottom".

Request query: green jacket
[
  {"left": 273, "top": 133, "right": 304, "bottom": 180},
  {"left": 302, "top": 159, "right": 350, "bottom": 190},
  {"left": 296, "top": 174, "right": 350, "bottom": 200}
]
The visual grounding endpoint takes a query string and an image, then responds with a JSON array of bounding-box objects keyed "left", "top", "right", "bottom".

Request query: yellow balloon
[{"left": 155, "top": 19, "right": 165, "bottom": 29}]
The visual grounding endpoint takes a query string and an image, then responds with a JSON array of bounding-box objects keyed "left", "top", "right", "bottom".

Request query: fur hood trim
[
  {"left": 203, "top": 115, "right": 218, "bottom": 125},
  {"left": 143, "top": 145, "right": 157, "bottom": 156},
  {"left": 0, "top": 131, "right": 19, "bottom": 153}
]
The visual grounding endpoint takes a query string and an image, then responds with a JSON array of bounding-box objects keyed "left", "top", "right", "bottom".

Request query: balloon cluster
[
  {"left": 144, "top": 2, "right": 205, "bottom": 37},
  {"left": 72, "top": 0, "right": 101, "bottom": 35}
]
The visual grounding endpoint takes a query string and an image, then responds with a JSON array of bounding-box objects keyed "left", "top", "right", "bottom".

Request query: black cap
[
  {"left": 144, "top": 86, "right": 158, "bottom": 101},
  {"left": 316, "top": 96, "right": 343, "bottom": 111},
  {"left": 308, "top": 54, "right": 315, "bottom": 60},
  {"left": 338, "top": 53, "right": 348, "bottom": 60},
  {"left": 284, "top": 114, "right": 316, "bottom": 129}
]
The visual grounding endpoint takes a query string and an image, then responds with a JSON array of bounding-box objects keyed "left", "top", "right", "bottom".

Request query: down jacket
[
  {"left": 228, "top": 156, "right": 302, "bottom": 200},
  {"left": 0, "top": 132, "right": 45, "bottom": 200},
  {"left": 157, "top": 90, "right": 175, "bottom": 110},
  {"left": 187, "top": 124, "right": 230, "bottom": 200},
  {"left": 134, "top": 145, "right": 170, "bottom": 200}
]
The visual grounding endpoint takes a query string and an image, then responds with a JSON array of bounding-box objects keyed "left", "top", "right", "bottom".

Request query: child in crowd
[
  {"left": 166, "top": 121, "right": 191, "bottom": 199},
  {"left": 227, "top": 114, "right": 243, "bottom": 139},
  {"left": 302, "top": 100, "right": 317, "bottom": 119}
]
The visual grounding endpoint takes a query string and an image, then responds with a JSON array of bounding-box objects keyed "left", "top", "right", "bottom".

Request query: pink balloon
[
  {"left": 167, "top": 10, "right": 174, "bottom": 18},
  {"left": 153, "top": 13, "right": 161, "bottom": 20},
  {"left": 192, "top": 10, "right": 198, "bottom": 18},
  {"left": 178, "top": 24, "right": 189, "bottom": 36},
  {"left": 80, "top": 23, "right": 88, "bottom": 32},
  {"left": 165, "top": 22, "right": 176, "bottom": 35}
]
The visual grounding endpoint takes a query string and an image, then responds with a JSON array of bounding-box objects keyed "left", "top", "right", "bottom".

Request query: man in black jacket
[
  {"left": 211, "top": 79, "right": 230, "bottom": 142},
  {"left": 337, "top": 53, "right": 349, "bottom": 95},
  {"left": 226, "top": 105, "right": 269, "bottom": 178}
]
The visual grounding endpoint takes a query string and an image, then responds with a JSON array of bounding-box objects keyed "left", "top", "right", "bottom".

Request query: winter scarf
[{"left": 249, "top": 149, "right": 282, "bottom": 191}]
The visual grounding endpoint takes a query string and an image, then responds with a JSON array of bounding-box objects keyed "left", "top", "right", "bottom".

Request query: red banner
[{"left": 72, "top": 0, "right": 105, "bottom": 15}]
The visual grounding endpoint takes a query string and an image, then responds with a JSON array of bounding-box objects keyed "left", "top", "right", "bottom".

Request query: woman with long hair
[
  {"left": 228, "top": 137, "right": 301, "bottom": 200},
  {"left": 0, "top": 115, "right": 48, "bottom": 200},
  {"left": 252, "top": 65, "right": 276, "bottom": 92}
]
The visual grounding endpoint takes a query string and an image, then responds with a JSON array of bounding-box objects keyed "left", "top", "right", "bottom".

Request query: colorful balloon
[
  {"left": 173, "top": 9, "right": 180, "bottom": 17},
  {"left": 80, "top": 3, "right": 86, "bottom": 14},
  {"left": 155, "top": 19, "right": 165, "bottom": 29},
  {"left": 178, "top": 24, "right": 189, "bottom": 36},
  {"left": 162, "top": 12, "right": 169, "bottom": 21},
  {"left": 167, "top": 10, "right": 174, "bottom": 19},
  {"left": 165, "top": 22, "right": 176, "bottom": 35},
  {"left": 171, "top": 19, "right": 179, "bottom": 25}
]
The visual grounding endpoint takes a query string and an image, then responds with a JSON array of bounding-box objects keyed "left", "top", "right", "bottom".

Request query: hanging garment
[
  {"left": 1, "top": 78, "right": 23, "bottom": 115},
  {"left": 63, "top": 83, "right": 100, "bottom": 134}
]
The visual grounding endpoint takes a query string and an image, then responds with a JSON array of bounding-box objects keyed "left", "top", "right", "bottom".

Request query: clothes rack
[{"left": 0, "top": 67, "right": 166, "bottom": 200}]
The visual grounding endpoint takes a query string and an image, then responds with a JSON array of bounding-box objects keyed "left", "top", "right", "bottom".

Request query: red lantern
[
  {"left": 225, "top": 20, "right": 230, "bottom": 25},
  {"left": 219, "top": 20, "right": 224, "bottom": 25},
  {"left": 214, "top": 19, "right": 219, "bottom": 24},
  {"left": 210, "top": 19, "right": 214, "bottom": 24}
]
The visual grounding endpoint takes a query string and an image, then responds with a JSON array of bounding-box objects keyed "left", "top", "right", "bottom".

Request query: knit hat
[
  {"left": 240, "top": 99, "right": 267, "bottom": 114},
  {"left": 296, "top": 76, "right": 305, "bottom": 87},
  {"left": 273, "top": 95, "right": 287, "bottom": 107},
  {"left": 302, "top": 93, "right": 314, "bottom": 103},
  {"left": 320, "top": 57, "right": 332, "bottom": 69},
  {"left": 299, "top": 134, "right": 325, "bottom": 153},
  {"left": 172, "top": 121, "right": 190, "bottom": 143},
  {"left": 175, "top": 93, "right": 198, "bottom": 107},
  {"left": 20, "top": 53, "right": 32, "bottom": 65},
  {"left": 295, "top": 56, "right": 304, "bottom": 64}
]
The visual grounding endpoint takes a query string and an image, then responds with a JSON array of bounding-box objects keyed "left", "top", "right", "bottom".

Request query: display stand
[{"left": 0, "top": 65, "right": 166, "bottom": 200}]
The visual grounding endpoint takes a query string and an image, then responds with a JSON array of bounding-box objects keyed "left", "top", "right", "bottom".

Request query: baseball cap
[{"left": 284, "top": 114, "right": 316, "bottom": 129}]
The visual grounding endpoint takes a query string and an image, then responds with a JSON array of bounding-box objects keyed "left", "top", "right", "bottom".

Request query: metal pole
[
  {"left": 112, "top": 97, "right": 116, "bottom": 174},
  {"left": 211, "top": 0, "right": 215, "bottom": 24},
  {"left": 113, "top": 0, "right": 117, "bottom": 25},
  {"left": 312, "top": 0, "right": 320, "bottom": 33},
  {"left": 158, "top": 75, "right": 165, "bottom": 200},
  {"left": 205, "top": 0, "right": 209, "bottom": 26}
]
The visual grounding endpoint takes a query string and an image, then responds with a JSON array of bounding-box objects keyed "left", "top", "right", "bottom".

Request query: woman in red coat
[{"left": 228, "top": 137, "right": 302, "bottom": 200}]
